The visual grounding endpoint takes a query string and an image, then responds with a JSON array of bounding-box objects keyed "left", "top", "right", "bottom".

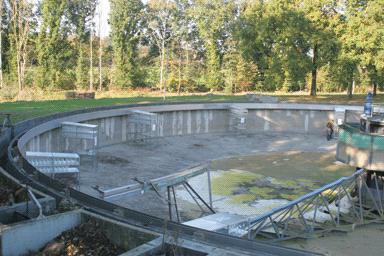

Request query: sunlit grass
[
  {"left": 1, "top": 89, "right": 383, "bottom": 124},
  {"left": 0, "top": 93, "right": 246, "bottom": 123}
]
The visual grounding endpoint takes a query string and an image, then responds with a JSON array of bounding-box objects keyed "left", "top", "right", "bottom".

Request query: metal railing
[
  {"left": 216, "top": 168, "right": 384, "bottom": 242},
  {"left": 93, "top": 162, "right": 211, "bottom": 202}
]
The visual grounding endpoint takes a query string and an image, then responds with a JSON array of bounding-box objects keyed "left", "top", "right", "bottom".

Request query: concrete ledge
[
  {"left": 0, "top": 210, "right": 82, "bottom": 256},
  {"left": 82, "top": 211, "right": 160, "bottom": 252},
  {"left": 246, "top": 93, "right": 279, "bottom": 103},
  {"left": 65, "top": 91, "right": 95, "bottom": 99},
  {"left": 0, "top": 196, "right": 55, "bottom": 225},
  {"left": 0, "top": 166, "right": 56, "bottom": 224},
  {"left": 18, "top": 102, "right": 364, "bottom": 155},
  {"left": 0, "top": 209, "right": 161, "bottom": 256},
  {"left": 123, "top": 236, "right": 254, "bottom": 256}
]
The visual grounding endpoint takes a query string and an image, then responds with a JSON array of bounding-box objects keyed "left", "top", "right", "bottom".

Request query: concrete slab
[
  {"left": 78, "top": 132, "right": 337, "bottom": 220},
  {"left": 124, "top": 236, "right": 255, "bottom": 256},
  {"left": 0, "top": 209, "right": 161, "bottom": 256},
  {"left": 183, "top": 212, "right": 247, "bottom": 232},
  {"left": 1, "top": 210, "right": 82, "bottom": 256}
]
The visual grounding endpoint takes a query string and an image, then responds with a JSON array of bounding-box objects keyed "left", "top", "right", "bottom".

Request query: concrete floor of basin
[
  {"left": 78, "top": 132, "right": 383, "bottom": 256},
  {"left": 79, "top": 132, "right": 337, "bottom": 215},
  {"left": 174, "top": 152, "right": 355, "bottom": 219}
]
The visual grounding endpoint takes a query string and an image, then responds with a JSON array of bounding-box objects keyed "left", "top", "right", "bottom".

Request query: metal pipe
[
  {"left": 207, "top": 163, "right": 213, "bottom": 209},
  {"left": 27, "top": 188, "right": 45, "bottom": 220}
]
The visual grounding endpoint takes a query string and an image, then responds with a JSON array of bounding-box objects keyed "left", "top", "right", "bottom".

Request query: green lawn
[
  {"left": 1, "top": 90, "right": 382, "bottom": 124},
  {"left": 0, "top": 93, "right": 245, "bottom": 123}
]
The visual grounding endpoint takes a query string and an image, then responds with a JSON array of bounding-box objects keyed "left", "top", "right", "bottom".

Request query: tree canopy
[{"left": 0, "top": 0, "right": 383, "bottom": 98}]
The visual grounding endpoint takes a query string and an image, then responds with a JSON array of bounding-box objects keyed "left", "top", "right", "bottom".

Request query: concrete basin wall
[
  {"left": 0, "top": 167, "right": 56, "bottom": 224},
  {"left": 18, "top": 102, "right": 363, "bottom": 155},
  {"left": 0, "top": 209, "right": 160, "bottom": 256}
]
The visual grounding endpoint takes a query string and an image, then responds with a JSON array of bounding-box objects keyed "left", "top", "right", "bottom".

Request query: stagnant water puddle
[{"left": 175, "top": 152, "right": 384, "bottom": 256}]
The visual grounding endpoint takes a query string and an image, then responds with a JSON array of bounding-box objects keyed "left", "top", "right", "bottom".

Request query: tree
[
  {"left": 145, "top": 0, "right": 180, "bottom": 91},
  {"left": 347, "top": 1, "right": 384, "bottom": 96},
  {"left": 241, "top": 0, "right": 312, "bottom": 92},
  {"left": 97, "top": 3, "right": 103, "bottom": 91},
  {"left": 0, "top": 0, "right": 4, "bottom": 89},
  {"left": 37, "top": 0, "right": 71, "bottom": 90},
  {"left": 333, "top": 0, "right": 369, "bottom": 99},
  {"left": 109, "top": 0, "right": 144, "bottom": 89},
  {"left": 189, "top": 0, "right": 236, "bottom": 91},
  {"left": 9, "top": 0, "right": 34, "bottom": 91},
  {"left": 67, "top": 0, "right": 97, "bottom": 90},
  {"left": 299, "top": 0, "right": 341, "bottom": 96}
]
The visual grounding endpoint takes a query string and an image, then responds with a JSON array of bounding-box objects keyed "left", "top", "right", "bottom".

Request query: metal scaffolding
[
  {"left": 60, "top": 121, "right": 99, "bottom": 169},
  {"left": 214, "top": 168, "right": 384, "bottom": 242},
  {"left": 228, "top": 105, "right": 248, "bottom": 130},
  {"left": 92, "top": 163, "right": 213, "bottom": 222},
  {"left": 126, "top": 110, "right": 158, "bottom": 142},
  {"left": 25, "top": 151, "right": 80, "bottom": 188}
]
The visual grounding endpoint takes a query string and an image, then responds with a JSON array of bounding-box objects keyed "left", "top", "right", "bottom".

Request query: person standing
[{"left": 326, "top": 120, "right": 334, "bottom": 140}]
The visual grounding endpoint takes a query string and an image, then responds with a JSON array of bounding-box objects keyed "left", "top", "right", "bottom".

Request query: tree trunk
[
  {"left": 99, "top": 37, "right": 102, "bottom": 91},
  {"left": 17, "top": 52, "right": 22, "bottom": 91},
  {"left": 0, "top": 0, "right": 3, "bottom": 89},
  {"left": 348, "top": 78, "right": 353, "bottom": 100},
  {"left": 90, "top": 23, "right": 93, "bottom": 91},
  {"left": 160, "top": 39, "right": 165, "bottom": 92},
  {"left": 373, "top": 68, "right": 378, "bottom": 96},
  {"left": 0, "top": 28, "right": 3, "bottom": 89},
  {"left": 186, "top": 43, "right": 189, "bottom": 81},
  {"left": 99, "top": 10, "right": 102, "bottom": 91},
  {"left": 310, "top": 45, "right": 317, "bottom": 96},
  {"left": 177, "top": 56, "right": 181, "bottom": 95}
]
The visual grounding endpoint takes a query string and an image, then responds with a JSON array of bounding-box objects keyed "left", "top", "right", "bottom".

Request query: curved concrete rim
[
  {"left": 17, "top": 101, "right": 363, "bottom": 151},
  {"left": 5, "top": 101, "right": 366, "bottom": 256}
]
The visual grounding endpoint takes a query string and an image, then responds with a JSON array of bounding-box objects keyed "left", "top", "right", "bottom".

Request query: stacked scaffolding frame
[
  {"left": 228, "top": 105, "right": 248, "bottom": 130},
  {"left": 60, "top": 121, "right": 99, "bottom": 169},
  {"left": 25, "top": 151, "right": 80, "bottom": 188},
  {"left": 333, "top": 107, "right": 347, "bottom": 138},
  {"left": 127, "top": 110, "right": 158, "bottom": 142}
]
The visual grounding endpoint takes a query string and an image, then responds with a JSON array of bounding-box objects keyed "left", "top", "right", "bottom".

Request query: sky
[
  {"left": 97, "top": 0, "right": 149, "bottom": 38},
  {"left": 95, "top": 0, "right": 111, "bottom": 38},
  {"left": 29, "top": 0, "right": 149, "bottom": 38}
]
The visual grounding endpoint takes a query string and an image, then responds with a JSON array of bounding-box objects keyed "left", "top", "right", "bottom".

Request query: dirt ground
[{"left": 78, "top": 132, "right": 384, "bottom": 256}]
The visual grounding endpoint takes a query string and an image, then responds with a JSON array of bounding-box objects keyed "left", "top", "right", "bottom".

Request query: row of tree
[{"left": 1, "top": 0, "right": 383, "bottom": 97}]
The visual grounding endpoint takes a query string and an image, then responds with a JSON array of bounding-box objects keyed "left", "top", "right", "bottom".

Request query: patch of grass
[
  {"left": 212, "top": 152, "right": 356, "bottom": 186},
  {"left": 305, "top": 183, "right": 322, "bottom": 189},
  {"left": 249, "top": 187, "right": 276, "bottom": 199},
  {"left": 297, "top": 178, "right": 315, "bottom": 183},
  {"left": 227, "top": 194, "right": 257, "bottom": 204},
  {"left": 279, "top": 180, "right": 298, "bottom": 187},
  {"left": 279, "top": 188, "right": 309, "bottom": 201},
  {"left": 2, "top": 89, "right": 383, "bottom": 124},
  {"left": 273, "top": 92, "right": 384, "bottom": 105},
  {"left": 211, "top": 171, "right": 264, "bottom": 197},
  {"left": 279, "top": 193, "right": 299, "bottom": 201},
  {"left": 0, "top": 92, "right": 248, "bottom": 124}
]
